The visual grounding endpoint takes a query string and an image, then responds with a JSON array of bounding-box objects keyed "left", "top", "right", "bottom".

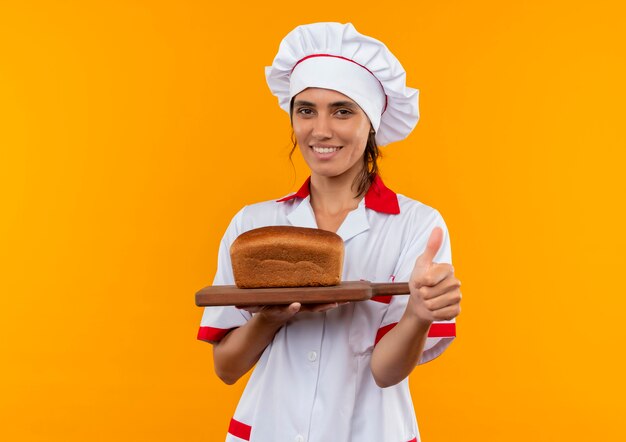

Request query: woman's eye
[
  {"left": 336, "top": 109, "right": 352, "bottom": 117},
  {"left": 297, "top": 108, "right": 313, "bottom": 115}
]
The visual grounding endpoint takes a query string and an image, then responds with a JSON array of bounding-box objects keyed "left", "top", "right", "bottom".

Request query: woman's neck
[{"left": 309, "top": 169, "right": 370, "bottom": 232}]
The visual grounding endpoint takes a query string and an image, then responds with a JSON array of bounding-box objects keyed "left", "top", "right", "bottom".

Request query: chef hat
[{"left": 265, "top": 22, "right": 419, "bottom": 146}]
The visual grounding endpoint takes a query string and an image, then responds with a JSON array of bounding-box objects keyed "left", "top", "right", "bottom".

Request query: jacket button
[{"left": 307, "top": 351, "right": 317, "bottom": 362}]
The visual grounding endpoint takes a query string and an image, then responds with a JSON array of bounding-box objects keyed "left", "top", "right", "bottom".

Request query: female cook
[{"left": 198, "top": 22, "right": 462, "bottom": 442}]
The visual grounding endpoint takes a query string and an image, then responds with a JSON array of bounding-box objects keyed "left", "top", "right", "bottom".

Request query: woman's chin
[{"left": 308, "top": 165, "right": 363, "bottom": 180}]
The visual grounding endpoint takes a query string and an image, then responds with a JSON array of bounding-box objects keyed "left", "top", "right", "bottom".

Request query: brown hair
[{"left": 289, "top": 100, "right": 381, "bottom": 198}]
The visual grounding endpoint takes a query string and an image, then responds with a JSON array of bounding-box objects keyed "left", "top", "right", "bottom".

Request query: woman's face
[{"left": 291, "top": 88, "right": 371, "bottom": 180}]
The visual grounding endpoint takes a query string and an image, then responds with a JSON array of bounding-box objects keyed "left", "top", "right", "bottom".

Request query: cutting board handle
[{"left": 370, "top": 282, "right": 410, "bottom": 296}]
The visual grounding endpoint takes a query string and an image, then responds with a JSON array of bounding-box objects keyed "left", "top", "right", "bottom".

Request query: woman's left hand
[{"left": 407, "top": 227, "right": 462, "bottom": 323}]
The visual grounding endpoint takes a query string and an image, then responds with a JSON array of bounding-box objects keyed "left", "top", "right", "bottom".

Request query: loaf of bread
[{"left": 230, "top": 226, "right": 344, "bottom": 288}]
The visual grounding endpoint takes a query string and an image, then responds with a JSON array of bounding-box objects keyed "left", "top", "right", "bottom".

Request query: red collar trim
[
  {"left": 276, "top": 175, "right": 400, "bottom": 215},
  {"left": 365, "top": 175, "right": 401, "bottom": 214},
  {"left": 276, "top": 177, "right": 311, "bottom": 203}
]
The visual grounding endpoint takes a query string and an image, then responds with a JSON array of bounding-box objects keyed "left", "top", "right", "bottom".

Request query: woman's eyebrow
[
  {"left": 329, "top": 101, "right": 357, "bottom": 109},
  {"left": 293, "top": 100, "right": 358, "bottom": 108},
  {"left": 293, "top": 100, "right": 316, "bottom": 107}
]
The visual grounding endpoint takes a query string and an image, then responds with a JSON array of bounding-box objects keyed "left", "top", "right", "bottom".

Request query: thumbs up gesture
[{"left": 408, "top": 227, "right": 462, "bottom": 323}]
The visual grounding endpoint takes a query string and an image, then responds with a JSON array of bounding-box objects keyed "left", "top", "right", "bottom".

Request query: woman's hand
[
  {"left": 407, "top": 227, "right": 462, "bottom": 323},
  {"left": 237, "top": 302, "right": 343, "bottom": 326}
]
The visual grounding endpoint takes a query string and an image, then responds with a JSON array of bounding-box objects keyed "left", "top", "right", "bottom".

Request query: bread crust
[{"left": 230, "top": 226, "right": 344, "bottom": 288}]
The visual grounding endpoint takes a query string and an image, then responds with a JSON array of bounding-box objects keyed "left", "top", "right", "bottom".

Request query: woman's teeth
[{"left": 312, "top": 146, "right": 340, "bottom": 153}]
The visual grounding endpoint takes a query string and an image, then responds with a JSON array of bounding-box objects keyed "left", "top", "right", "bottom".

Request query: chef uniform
[{"left": 198, "top": 23, "right": 458, "bottom": 442}]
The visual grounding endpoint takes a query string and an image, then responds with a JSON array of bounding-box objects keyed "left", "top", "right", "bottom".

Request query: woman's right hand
[{"left": 238, "top": 302, "right": 343, "bottom": 326}]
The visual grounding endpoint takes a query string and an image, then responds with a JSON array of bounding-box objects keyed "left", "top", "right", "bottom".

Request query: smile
[{"left": 311, "top": 145, "right": 341, "bottom": 154}]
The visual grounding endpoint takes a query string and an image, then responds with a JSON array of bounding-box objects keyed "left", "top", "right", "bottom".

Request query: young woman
[{"left": 198, "top": 22, "right": 462, "bottom": 442}]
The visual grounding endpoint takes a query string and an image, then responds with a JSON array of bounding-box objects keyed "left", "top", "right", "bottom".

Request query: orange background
[{"left": 1, "top": 1, "right": 625, "bottom": 440}]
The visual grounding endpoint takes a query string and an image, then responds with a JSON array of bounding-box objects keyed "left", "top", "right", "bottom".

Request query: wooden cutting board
[{"left": 195, "top": 281, "right": 410, "bottom": 306}]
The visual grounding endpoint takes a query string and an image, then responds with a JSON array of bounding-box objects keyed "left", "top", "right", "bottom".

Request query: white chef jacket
[{"left": 198, "top": 176, "right": 456, "bottom": 442}]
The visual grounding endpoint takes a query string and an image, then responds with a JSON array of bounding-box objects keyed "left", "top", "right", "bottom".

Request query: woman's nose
[{"left": 311, "top": 115, "right": 332, "bottom": 139}]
